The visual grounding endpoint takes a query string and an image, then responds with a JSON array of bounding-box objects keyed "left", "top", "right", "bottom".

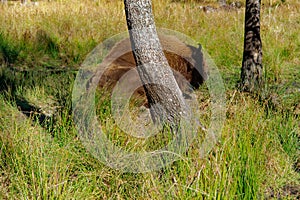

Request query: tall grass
[{"left": 0, "top": 0, "right": 299, "bottom": 199}]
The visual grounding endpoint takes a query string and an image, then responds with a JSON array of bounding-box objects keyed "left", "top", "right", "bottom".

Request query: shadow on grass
[
  {"left": 0, "top": 66, "right": 76, "bottom": 130},
  {"left": 15, "top": 97, "right": 53, "bottom": 128}
]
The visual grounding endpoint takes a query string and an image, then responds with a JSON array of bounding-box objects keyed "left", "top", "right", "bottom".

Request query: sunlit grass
[{"left": 0, "top": 0, "right": 299, "bottom": 199}]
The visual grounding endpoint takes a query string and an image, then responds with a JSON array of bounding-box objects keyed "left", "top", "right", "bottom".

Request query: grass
[{"left": 0, "top": 0, "right": 299, "bottom": 199}]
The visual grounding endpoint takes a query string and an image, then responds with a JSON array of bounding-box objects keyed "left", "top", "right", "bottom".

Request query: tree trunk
[
  {"left": 124, "top": 0, "right": 188, "bottom": 128},
  {"left": 240, "top": 0, "right": 263, "bottom": 93}
]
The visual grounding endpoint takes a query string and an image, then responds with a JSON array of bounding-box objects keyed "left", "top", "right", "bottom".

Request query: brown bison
[{"left": 94, "top": 34, "right": 208, "bottom": 106}]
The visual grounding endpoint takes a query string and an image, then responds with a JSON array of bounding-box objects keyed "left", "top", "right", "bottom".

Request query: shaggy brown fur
[{"left": 95, "top": 34, "right": 208, "bottom": 105}]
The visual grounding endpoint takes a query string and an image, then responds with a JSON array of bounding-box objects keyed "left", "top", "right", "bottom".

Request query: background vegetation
[{"left": 0, "top": 0, "right": 299, "bottom": 199}]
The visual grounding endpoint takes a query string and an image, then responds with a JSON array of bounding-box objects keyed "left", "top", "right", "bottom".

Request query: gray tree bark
[
  {"left": 240, "top": 0, "right": 263, "bottom": 93},
  {"left": 123, "top": 0, "right": 188, "bottom": 128}
]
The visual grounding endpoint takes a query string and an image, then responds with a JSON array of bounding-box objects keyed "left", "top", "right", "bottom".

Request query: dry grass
[{"left": 0, "top": 0, "right": 299, "bottom": 199}]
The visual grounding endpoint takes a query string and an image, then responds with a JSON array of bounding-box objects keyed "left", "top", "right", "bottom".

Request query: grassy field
[{"left": 0, "top": 0, "right": 299, "bottom": 199}]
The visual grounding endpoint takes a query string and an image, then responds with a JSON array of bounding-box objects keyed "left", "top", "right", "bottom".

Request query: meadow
[{"left": 0, "top": 0, "right": 299, "bottom": 199}]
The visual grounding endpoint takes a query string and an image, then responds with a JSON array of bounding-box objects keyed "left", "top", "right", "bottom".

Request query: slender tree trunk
[
  {"left": 240, "top": 0, "right": 263, "bottom": 93},
  {"left": 124, "top": 0, "right": 188, "bottom": 127}
]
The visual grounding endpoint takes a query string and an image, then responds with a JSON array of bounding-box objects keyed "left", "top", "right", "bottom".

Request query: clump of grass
[
  {"left": 0, "top": 32, "right": 23, "bottom": 64},
  {"left": 0, "top": 0, "right": 299, "bottom": 199}
]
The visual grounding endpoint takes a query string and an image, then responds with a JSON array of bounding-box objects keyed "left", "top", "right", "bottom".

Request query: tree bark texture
[
  {"left": 240, "top": 0, "right": 263, "bottom": 93},
  {"left": 124, "top": 0, "right": 188, "bottom": 127}
]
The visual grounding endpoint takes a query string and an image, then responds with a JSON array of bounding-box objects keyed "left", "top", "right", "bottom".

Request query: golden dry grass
[{"left": 0, "top": 0, "right": 299, "bottom": 199}]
